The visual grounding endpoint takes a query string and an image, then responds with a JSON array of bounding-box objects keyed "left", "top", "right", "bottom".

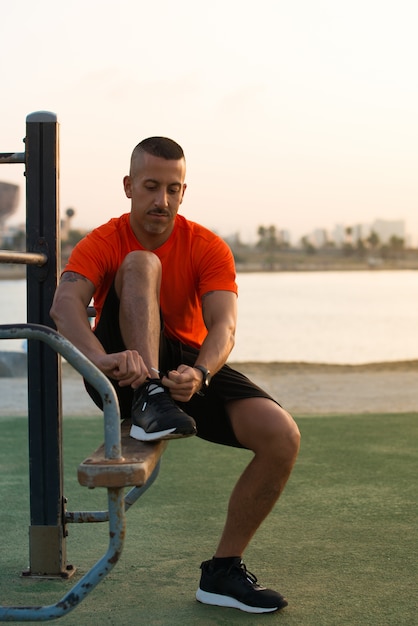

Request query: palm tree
[{"left": 366, "top": 231, "right": 380, "bottom": 250}]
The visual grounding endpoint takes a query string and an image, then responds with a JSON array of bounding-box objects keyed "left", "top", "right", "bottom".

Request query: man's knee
[
  {"left": 256, "top": 403, "right": 300, "bottom": 456},
  {"left": 115, "top": 250, "right": 161, "bottom": 294},
  {"left": 229, "top": 398, "right": 300, "bottom": 458},
  {"left": 277, "top": 407, "right": 300, "bottom": 460},
  {"left": 120, "top": 250, "right": 161, "bottom": 274},
  {"left": 256, "top": 406, "right": 300, "bottom": 480}
]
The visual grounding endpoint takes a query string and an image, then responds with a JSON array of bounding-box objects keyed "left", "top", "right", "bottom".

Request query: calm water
[{"left": 1, "top": 271, "right": 417, "bottom": 364}]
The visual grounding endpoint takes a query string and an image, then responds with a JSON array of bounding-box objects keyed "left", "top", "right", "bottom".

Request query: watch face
[{"left": 196, "top": 365, "right": 211, "bottom": 387}]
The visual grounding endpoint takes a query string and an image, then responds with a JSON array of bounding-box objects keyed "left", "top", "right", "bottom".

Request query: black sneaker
[
  {"left": 130, "top": 379, "right": 197, "bottom": 442},
  {"left": 196, "top": 558, "right": 288, "bottom": 614}
]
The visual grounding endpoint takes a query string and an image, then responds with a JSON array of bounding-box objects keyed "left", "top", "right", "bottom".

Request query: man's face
[{"left": 124, "top": 152, "right": 186, "bottom": 246}]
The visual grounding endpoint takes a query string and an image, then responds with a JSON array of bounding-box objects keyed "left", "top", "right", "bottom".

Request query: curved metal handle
[{"left": 0, "top": 323, "right": 121, "bottom": 459}]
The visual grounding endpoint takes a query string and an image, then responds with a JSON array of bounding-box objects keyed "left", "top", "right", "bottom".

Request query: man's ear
[
  {"left": 123, "top": 175, "right": 132, "bottom": 198},
  {"left": 180, "top": 183, "right": 187, "bottom": 204}
]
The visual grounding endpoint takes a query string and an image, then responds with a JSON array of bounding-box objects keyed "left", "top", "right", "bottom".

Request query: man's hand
[
  {"left": 161, "top": 364, "right": 203, "bottom": 402},
  {"left": 95, "top": 350, "right": 150, "bottom": 389}
]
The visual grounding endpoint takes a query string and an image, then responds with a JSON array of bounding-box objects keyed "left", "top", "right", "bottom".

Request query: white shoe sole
[
  {"left": 130, "top": 424, "right": 196, "bottom": 442},
  {"left": 130, "top": 424, "right": 177, "bottom": 441},
  {"left": 196, "top": 588, "right": 279, "bottom": 614}
]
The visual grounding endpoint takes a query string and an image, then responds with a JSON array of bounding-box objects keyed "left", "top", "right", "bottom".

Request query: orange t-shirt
[{"left": 64, "top": 213, "right": 238, "bottom": 349}]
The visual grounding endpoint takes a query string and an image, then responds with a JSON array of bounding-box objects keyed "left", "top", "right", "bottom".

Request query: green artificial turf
[{"left": 0, "top": 413, "right": 417, "bottom": 625}]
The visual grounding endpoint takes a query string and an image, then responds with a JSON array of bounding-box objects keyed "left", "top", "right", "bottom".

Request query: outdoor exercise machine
[{"left": 0, "top": 113, "right": 166, "bottom": 620}]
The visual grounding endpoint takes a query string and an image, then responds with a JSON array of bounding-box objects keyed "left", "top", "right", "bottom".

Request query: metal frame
[
  {"left": 1, "top": 112, "right": 65, "bottom": 577},
  {"left": 0, "top": 323, "right": 159, "bottom": 621},
  {"left": 25, "top": 113, "right": 64, "bottom": 577},
  {"left": 0, "top": 114, "right": 165, "bottom": 620}
]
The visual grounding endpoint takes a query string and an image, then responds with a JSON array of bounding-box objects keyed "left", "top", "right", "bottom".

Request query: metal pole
[
  {"left": 24, "top": 112, "right": 69, "bottom": 577},
  {"left": 0, "top": 152, "right": 25, "bottom": 164},
  {"left": 0, "top": 250, "right": 47, "bottom": 266}
]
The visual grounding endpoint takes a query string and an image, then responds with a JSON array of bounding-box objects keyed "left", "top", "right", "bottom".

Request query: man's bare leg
[
  {"left": 114, "top": 250, "right": 162, "bottom": 370},
  {"left": 215, "top": 398, "right": 300, "bottom": 557},
  {"left": 196, "top": 398, "right": 299, "bottom": 613},
  {"left": 115, "top": 250, "right": 197, "bottom": 441}
]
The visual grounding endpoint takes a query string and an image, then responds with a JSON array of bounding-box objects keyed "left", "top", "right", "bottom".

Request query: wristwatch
[{"left": 194, "top": 365, "right": 211, "bottom": 390}]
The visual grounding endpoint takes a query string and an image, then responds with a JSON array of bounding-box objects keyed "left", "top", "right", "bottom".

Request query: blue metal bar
[
  {"left": 0, "top": 323, "right": 127, "bottom": 621},
  {"left": 0, "top": 487, "right": 126, "bottom": 622},
  {"left": 0, "top": 324, "right": 121, "bottom": 456},
  {"left": 123, "top": 460, "right": 162, "bottom": 507}
]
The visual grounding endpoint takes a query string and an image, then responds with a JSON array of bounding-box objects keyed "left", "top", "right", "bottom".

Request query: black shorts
[{"left": 85, "top": 285, "right": 279, "bottom": 449}]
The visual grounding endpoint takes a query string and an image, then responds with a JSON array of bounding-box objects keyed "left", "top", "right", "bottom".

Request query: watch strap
[{"left": 194, "top": 364, "right": 210, "bottom": 387}]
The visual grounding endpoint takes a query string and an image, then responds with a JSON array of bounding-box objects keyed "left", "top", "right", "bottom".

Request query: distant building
[
  {"left": 330, "top": 219, "right": 406, "bottom": 247},
  {"left": 311, "top": 228, "right": 328, "bottom": 247},
  {"left": 352, "top": 223, "right": 371, "bottom": 242},
  {"left": 331, "top": 224, "right": 346, "bottom": 246},
  {"left": 370, "top": 219, "right": 405, "bottom": 244},
  {"left": 278, "top": 229, "right": 291, "bottom": 246}
]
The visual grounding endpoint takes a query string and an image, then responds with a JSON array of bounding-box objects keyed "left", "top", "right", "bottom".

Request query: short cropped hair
[
  {"left": 130, "top": 137, "right": 185, "bottom": 176},
  {"left": 135, "top": 136, "right": 184, "bottom": 159}
]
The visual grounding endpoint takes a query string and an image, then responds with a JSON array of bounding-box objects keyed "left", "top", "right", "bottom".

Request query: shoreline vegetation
[
  {"left": 2, "top": 222, "right": 418, "bottom": 277},
  {"left": 1, "top": 256, "right": 418, "bottom": 280},
  {"left": 2, "top": 218, "right": 418, "bottom": 277}
]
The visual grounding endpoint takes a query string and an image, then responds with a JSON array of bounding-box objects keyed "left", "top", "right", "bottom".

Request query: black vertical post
[{"left": 24, "top": 112, "right": 68, "bottom": 577}]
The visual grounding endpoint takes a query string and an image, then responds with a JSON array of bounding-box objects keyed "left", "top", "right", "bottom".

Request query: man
[{"left": 50, "top": 137, "right": 300, "bottom": 614}]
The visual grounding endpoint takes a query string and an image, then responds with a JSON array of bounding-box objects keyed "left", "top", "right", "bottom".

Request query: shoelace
[
  {"left": 142, "top": 381, "right": 182, "bottom": 414},
  {"left": 146, "top": 382, "right": 165, "bottom": 396},
  {"left": 228, "top": 562, "right": 259, "bottom": 587}
]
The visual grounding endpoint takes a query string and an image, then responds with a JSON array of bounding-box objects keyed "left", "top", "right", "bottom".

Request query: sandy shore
[
  {"left": 1, "top": 360, "right": 417, "bottom": 417},
  {"left": 235, "top": 361, "right": 418, "bottom": 415}
]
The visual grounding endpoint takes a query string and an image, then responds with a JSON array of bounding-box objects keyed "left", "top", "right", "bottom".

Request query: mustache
[{"left": 148, "top": 208, "right": 170, "bottom": 215}]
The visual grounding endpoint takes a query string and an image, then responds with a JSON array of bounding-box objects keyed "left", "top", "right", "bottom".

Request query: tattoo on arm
[
  {"left": 201, "top": 291, "right": 215, "bottom": 315},
  {"left": 201, "top": 291, "right": 215, "bottom": 302},
  {"left": 60, "top": 271, "right": 88, "bottom": 284}
]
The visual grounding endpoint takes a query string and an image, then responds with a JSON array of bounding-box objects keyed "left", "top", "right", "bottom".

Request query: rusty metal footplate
[{"left": 78, "top": 420, "right": 167, "bottom": 489}]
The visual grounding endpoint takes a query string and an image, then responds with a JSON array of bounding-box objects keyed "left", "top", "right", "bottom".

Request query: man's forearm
[
  {"left": 194, "top": 323, "right": 235, "bottom": 375},
  {"left": 51, "top": 300, "right": 107, "bottom": 366}
]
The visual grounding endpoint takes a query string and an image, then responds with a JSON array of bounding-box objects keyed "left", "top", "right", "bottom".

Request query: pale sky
[{"left": 1, "top": 0, "right": 417, "bottom": 244}]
